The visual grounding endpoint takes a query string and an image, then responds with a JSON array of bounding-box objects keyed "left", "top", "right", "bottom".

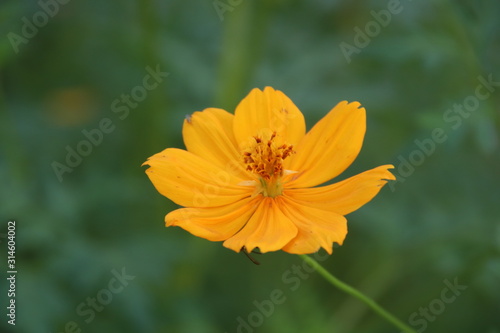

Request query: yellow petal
[
  {"left": 223, "top": 197, "right": 298, "bottom": 253},
  {"left": 165, "top": 197, "right": 261, "bottom": 241},
  {"left": 285, "top": 165, "right": 395, "bottom": 216},
  {"left": 183, "top": 108, "right": 248, "bottom": 179},
  {"left": 287, "top": 101, "right": 366, "bottom": 188},
  {"left": 233, "top": 87, "right": 306, "bottom": 148},
  {"left": 143, "top": 148, "right": 252, "bottom": 207},
  {"left": 278, "top": 196, "right": 347, "bottom": 254}
]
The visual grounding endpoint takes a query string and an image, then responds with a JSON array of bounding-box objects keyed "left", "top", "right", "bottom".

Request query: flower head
[{"left": 143, "top": 87, "right": 395, "bottom": 254}]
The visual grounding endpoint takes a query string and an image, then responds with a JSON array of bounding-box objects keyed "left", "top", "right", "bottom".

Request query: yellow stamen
[{"left": 242, "top": 131, "right": 295, "bottom": 197}]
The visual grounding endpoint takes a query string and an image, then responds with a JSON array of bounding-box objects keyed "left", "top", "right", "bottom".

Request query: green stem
[{"left": 299, "top": 254, "right": 417, "bottom": 333}]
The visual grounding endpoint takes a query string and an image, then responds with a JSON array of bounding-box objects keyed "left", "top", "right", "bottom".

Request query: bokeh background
[{"left": 1, "top": 0, "right": 499, "bottom": 332}]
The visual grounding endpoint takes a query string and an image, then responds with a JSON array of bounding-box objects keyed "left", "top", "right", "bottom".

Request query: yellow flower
[{"left": 143, "top": 87, "right": 395, "bottom": 254}]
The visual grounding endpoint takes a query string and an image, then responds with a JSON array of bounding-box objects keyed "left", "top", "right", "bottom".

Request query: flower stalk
[{"left": 299, "top": 254, "right": 417, "bottom": 333}]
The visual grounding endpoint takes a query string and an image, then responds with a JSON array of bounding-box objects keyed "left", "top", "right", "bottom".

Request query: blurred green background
[{"left": 1, "top": 0, "right": 499, "bottom": 332}]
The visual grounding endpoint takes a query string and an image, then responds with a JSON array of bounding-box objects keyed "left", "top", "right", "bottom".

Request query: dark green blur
[{"left": 1, "top": 0, "right": 499, "bottom": 332}]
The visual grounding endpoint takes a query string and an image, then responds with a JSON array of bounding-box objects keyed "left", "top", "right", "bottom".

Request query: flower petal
[
  {"left": 223, "top": 197, "right": 298, "bottom": 253},
  {"left": 233, "top": 87, "right": 306, "bottom": 148},
  {"left": 165, "top": 197, "right": 261, "bottom": 241},
  {"left": 287, "top": 101, "right": 366, "bottom": 188},
  {"left": 183, "top": 108, "right": 248, "bottom": 179},
  {"left": 143, "top": 148, "right": 252, "bottom": 207},
  {"left": 278, "top": 196, "right": 347, "bottom": 254},
  {"left": 285, "top": 165, "right": 395, "bottom": 216}
]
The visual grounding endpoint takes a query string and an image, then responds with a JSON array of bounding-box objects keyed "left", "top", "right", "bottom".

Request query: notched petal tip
[
  {"left": 380, "top": 165, "right": 397, "bottom": 181},
  {"left": 322, "top": 245, "right": 333, "bottom": 255},
  {"left": 233, "top": 86, "right": 306, "bottom": 147},
  {"left": 350, "top": 100, "right": 363, "bottom": 109},
  {"left": 336, "top": 100, "right": 363, "bottom": 111},
  {"left": 287, "top": 100, "right": 367, "bottom": 188}
]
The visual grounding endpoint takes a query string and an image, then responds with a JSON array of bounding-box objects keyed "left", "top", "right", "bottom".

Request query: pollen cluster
[{"left": 243, "top": 131, "right": 295, "bottom": 181}]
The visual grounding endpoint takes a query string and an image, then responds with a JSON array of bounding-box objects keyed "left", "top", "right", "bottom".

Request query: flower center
[{"left": 242, "top": 131, "right": 295, "bottom": 197}]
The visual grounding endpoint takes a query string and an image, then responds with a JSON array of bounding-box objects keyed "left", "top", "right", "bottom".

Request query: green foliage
[{"left": 0, "top": 0, "right": 499, "bottom": 332}]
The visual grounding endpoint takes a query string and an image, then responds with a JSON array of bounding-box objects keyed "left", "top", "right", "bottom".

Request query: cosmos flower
[{"left": 143, "top": 87, "right": 394, "bottom": 254}]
